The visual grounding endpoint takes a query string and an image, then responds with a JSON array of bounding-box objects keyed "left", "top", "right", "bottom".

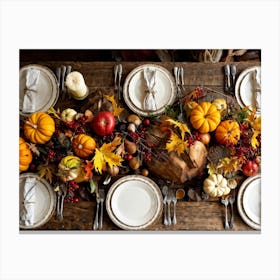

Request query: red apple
[
  {"left": 242, "top": 160, "right": 259, "bottom": 177},
  {"left": 91, "top": 111, "right": 116, "bottom": 136}
]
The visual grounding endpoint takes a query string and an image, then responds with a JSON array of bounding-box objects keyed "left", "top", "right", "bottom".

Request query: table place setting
[{"left": 19, "top": 57, "right": 261, "bottom": 231}]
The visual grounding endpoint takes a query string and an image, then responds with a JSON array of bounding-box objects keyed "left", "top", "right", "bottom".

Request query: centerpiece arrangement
[{"left": 19, "top": 84, "right": 261, "bottom": 205}]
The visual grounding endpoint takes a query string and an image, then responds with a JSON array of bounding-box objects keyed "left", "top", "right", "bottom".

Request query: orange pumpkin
[
  {"left": 215, "top": 120, "right": 240, "bottom": 145},
  {"left": 190, "top": 102, "right": 221, "bottom": 133},
  {"left": 19, "top": 137, "right": 33, "bottom": 172},
  {"left": 24, "top": 112, "right": 55, "bottom": 144},
  {"left": 72, "top": 134, "right": 96, "bottom": 158}
]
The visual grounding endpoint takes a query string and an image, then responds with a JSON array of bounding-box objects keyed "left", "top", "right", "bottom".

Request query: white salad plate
[
  {"left": 19, "top": 64, "right": 59, "bottom": 116},
  {"left": 123, "top": 64, "right": 176, "bottom": 116},
  {"left": 19, "top": 173, "right": 56, "bottom": 229},
  {"left": 235, "top": 66, "right": 261, "bottom": 115},
  {"left": 106, "top": 175, "right": 162, "bottom": 230},
  {"left": 237, "top": 174, "right": 261, "bottom": 230}
]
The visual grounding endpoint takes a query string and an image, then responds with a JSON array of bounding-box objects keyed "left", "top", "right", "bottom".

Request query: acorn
[
  {"left": 129, "top": 156, "right": 141, "bottom": 170},
  {"left": 124, "top": 139, "right": 137, "bottom": 155}
]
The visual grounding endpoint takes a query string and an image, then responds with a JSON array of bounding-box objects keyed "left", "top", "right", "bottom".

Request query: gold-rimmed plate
[
  {"left": 123, "top": 64, "right": 176, "bottom": 116},
  {"left": 19, "top": 173, "right": 56, "bottom": 229},
  {"left": 106, "top": 175, "right": 162, "bottom": 230},
  {"left": 19, "top": 64, "right": 59, "bottom": 116}
]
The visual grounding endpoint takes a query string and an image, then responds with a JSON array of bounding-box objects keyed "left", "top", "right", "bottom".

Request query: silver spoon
[{"left": 162, "top": 186, "right": 168, "bottom": 225}]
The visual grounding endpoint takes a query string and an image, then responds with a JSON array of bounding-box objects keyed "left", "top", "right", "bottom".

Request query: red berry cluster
[
  {"left": 65, "top": 180, "right": 80, "bottom": 203},
  {"left": 65, "top": 120, "right": 86, "bottom": 134}
]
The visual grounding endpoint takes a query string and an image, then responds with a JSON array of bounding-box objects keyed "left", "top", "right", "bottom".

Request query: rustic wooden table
[{"left": 20, "top": 60, "right": 261, "bottom": 231}]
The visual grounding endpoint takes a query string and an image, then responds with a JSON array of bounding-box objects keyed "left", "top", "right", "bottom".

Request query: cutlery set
[
  {"left": 224, "top": 64, "right": 236, "bottom": 96},
  {"left": 173, "top": 66, "right": 185, "bottom": 121},
  {"left": 220, "top": 190, "right": 236, "bottom": 230},
  {"left": 93, "top": 189, "right": 105, "bottom": 230},
  {"left": 55, "top": 65, "right": 72, "bottom": 100},
  {"left": 114, "top": 64, "right": 123, "bottom": 103},
  {"left": 162, "top": 186, "right": 177, "bottom": 226}
]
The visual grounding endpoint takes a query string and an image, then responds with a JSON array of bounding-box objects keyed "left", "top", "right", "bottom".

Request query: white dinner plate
[
  {"left": 235, "top": 66, "right": 261, "bottom": 115},
  {"left": 19, "top": 173, "right": 56, "bottom": 229},
  {"left": 237, "top": 174, "right": 261, "bottom": 230},
  {"left": 106, "top": 175, "right": 162, "bottom": 230},
  {"left": 19, "top": 64, "right": 59, "bottom": 116},
  {"left": 123, "top": 64, "right": 176, "bottom": 116}
]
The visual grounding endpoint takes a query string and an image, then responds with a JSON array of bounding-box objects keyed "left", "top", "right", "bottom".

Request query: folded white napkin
[
  {"left": 21, "top": 68, "right": 40, "bottom": 113},
  {"left": 143, "top": 68, "right": 157, "bottom": 111},
  {"left": 20, "top": 177, "right": 36, "bottom": 226},
  {"left": 252, "top": 68, "right": 261, "bottom": 111}
]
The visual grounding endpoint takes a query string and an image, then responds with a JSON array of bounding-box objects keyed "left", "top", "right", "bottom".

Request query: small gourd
[
  {"left": 19, "top": 137, "right": 33, "bottom": 172},
  {"left": 212, "top": 98, "right": 227, "bottom": 112},
  {"left": 203, "top": 174, "right": 230, "bottom": 198},
  {"left": 61, "top": 108, "right": 77, "bottom": 122},
  {"left": 72, "top": 134, "right": 96, "bottom": 158},
  {"left": 215, "top": 120, "right": 240, "bottom": 145},
  {"left": 190, "top": 102, "right": 221, "bottom": 133},
  {"left": 58, "top": 155, "right": 82, "bottom": 181},
  {"left": 24, "top": 112, "right": 55, "bottom": 144}
]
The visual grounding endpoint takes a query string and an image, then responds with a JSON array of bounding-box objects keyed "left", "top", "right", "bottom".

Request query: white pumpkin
[
  {"left": 203, "top": 173, "right": 230, "bottom": 198},
  {"left": 61, "top": 108, "right": 77, "bottom": 122}
]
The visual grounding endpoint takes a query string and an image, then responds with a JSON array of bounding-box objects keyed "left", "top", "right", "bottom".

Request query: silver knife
[
  {"left": 117, "top": 64, "right": 122, "bottom": 101},
  {"left": 224, "top": 64, "right": 231, "bottom": 93}
]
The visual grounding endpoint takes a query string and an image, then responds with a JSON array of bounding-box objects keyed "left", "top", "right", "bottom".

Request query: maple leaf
[
  {"left": 217, "top": 157, "right": 241, "bottom": 176},
  {"left": 166, "top": 118, "right": 191, "bottom": 140},
  {"left": 251, "top": 130, "right": 260, "bottom": 149},
  {"left": 37, "top": 163, "right": 53, "bottom": 184},
  {"left": 104, "top": 95, "right": 124, "bottom": 117},
  {"left": 92, "top": 137, "right": 123, "bottom": 174},
  {"left": 166, "top": 132, "right": 189, "bottom": 155}
]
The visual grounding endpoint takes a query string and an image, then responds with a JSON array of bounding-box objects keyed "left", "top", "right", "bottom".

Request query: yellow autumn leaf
[
  {"left": 252, "top": 116, "right": 261, "bottom": 131},
  {"left": 217, "top": 157, "right": 241, "bottom": 176},
  {"left": 93, "top": 137, "right": 123, "bottom": 174},
  {"left": 207, "top": 162, "right": 217, "bottom": 175},
  {"left": 166, "top": 132, "right": 189, "bottom": 155},
  {"left": 251, "top": 130, "right": 260, "bottom": 149},
  {"left": 93, "top": 149, "right": 105, "bottom": 174},
  {"left": 167, "top": 118, "right": 191, "bottom": 140},
  {"left": 104, "top": 95, "right": 124, "bottom": 117}
]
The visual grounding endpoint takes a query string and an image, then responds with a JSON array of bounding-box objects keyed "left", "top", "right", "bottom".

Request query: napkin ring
[{"left": 24, "top": 88, "right": 38, "bottom": 94}]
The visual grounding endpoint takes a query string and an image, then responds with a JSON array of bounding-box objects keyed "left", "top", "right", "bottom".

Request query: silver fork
[
  {"left": 98, "top": 189, "right": 105, "bottom": 230},
  {"left": 166, "top": 188, "right": 172, "bottom": 226},
  {"left": 171, "top": 189, "right": 177, "bottom": 225},
  {"left": 114, "top": 64, "right": 119, "bottom": 91},
  {"left": 117, "top": 64, "right": 122, "bottom": 101},
  {"left": 179, "top": 66, "right": 184, "bottom": 90},
  {"left": 221, "top": 197, "right": 230, "bottom": 230},
  {"left": 173, "top": 67, "right": 184, "bottom": 122},
  {"left": 229, "top": 191, "right": 236, "bottom": 229},
  {"left": 93, "top": 193, "right": 100, "bottom": 230}
]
